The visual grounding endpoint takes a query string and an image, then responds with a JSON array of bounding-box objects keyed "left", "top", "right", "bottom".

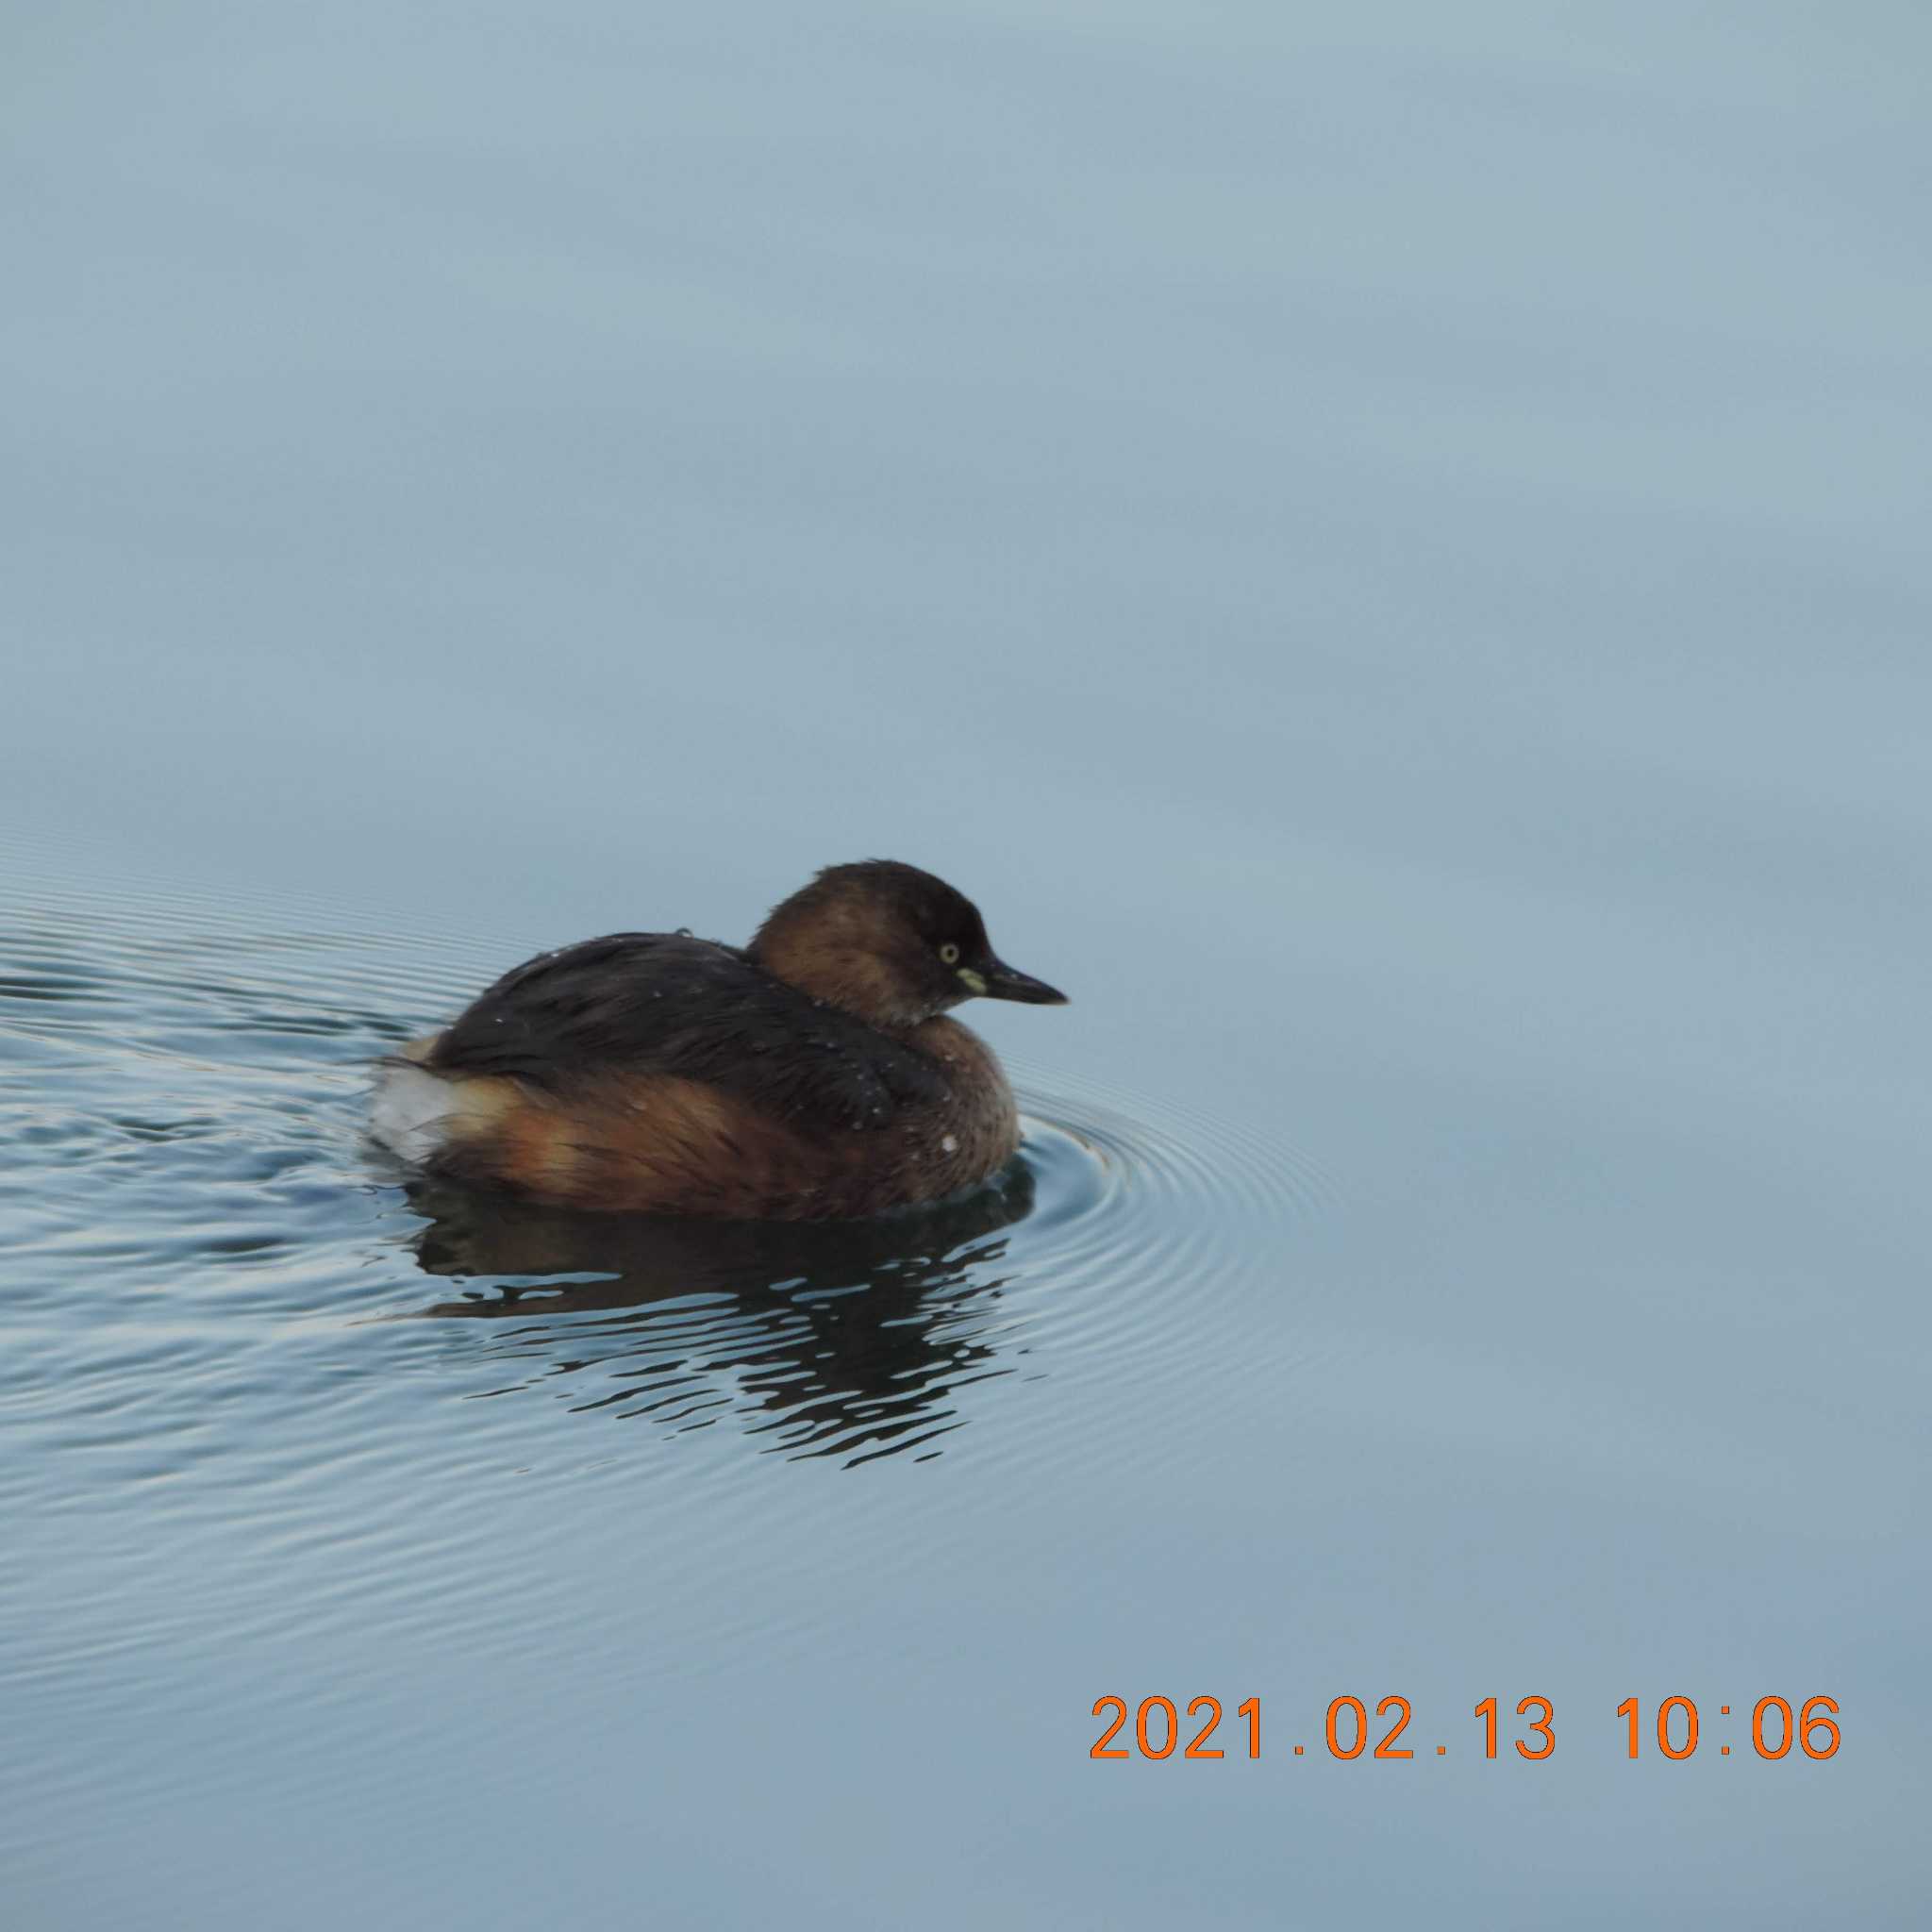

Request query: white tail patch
[{"left": 370, "top": 1061, "right": 459, "bottom": 1164}]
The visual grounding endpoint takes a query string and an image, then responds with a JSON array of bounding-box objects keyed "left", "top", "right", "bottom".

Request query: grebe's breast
[{"left": 904, "top": 1014, "right": 1021, "bottom": 1191}]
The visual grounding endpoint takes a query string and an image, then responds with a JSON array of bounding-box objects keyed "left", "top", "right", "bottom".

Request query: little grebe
[{"left": 370, "top": 860, "right": 1067, "bottom": 1219}]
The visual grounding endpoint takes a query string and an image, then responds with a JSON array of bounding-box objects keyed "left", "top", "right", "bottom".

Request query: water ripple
[{"left": 0, "top": 863, "right": 1328, "bottom": 1715}]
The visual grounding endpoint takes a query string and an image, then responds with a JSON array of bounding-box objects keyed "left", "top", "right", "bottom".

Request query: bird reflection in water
[{"left": 399, "top": 1161, "right": 1037, "bottom": 1466}]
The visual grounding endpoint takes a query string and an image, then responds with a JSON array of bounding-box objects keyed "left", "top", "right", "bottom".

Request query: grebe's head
[{"left": 748, "top": 860, "right": 1068, "bottom": 1031}]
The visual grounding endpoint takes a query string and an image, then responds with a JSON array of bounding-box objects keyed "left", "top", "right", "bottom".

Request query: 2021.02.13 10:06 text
[{"left": 1089, "top": 1695, "right": 1841, "bottom": 1762}]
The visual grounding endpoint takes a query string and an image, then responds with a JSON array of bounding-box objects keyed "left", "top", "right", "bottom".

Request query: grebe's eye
[{"left": 939, "top": 942, "right": 960, "bottom": 965}]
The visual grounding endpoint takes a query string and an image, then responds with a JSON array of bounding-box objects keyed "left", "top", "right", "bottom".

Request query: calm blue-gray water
[{"left": 4, "top": 5, "right": 1928, "bottom": 1925}]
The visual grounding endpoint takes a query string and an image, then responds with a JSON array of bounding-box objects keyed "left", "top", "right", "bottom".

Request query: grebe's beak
[{"left": 970, "top": 957, "right": 1069, "bottom": 1005}]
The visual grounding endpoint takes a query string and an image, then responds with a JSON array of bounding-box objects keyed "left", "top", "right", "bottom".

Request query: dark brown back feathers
[{"left": 424, "top": 932, "right": 951, "bottom": 1132}]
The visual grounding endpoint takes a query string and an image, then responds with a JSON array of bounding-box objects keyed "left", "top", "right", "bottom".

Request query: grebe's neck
[{"left": 748, "top": 912, "right": 932, "bottom": 1033}]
